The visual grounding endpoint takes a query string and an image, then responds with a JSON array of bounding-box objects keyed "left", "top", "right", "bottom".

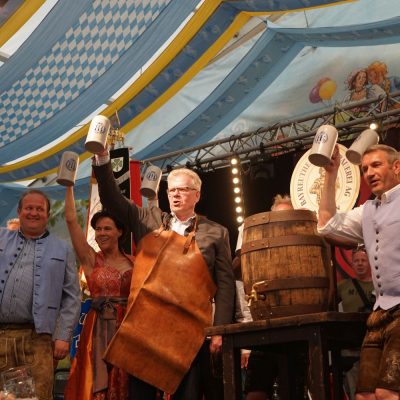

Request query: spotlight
[
  {"left": 250, "top": 160, "right": 274, "bottom": 181},
  {"left": 234, "top": 197, "right": 241, "bottom": 203},
  {"left": 234, "top": 187, "right": 240, "bottom": 194},
  {"left": 369, "top": 122, "right": 378, "bottom": 130},
  {"left": 236, "top": 206, "right": 242, "bottom": 213},
  {"left": 195, "top": 160, "right": 203, "bottom": 173},
  {"left": 233, "top": 177, "right": 239, "bottom": 184},
  {"left": 237, "top": 216, "right": 244, "bottom": 223},
  {"left": 231, "top": 167, "right": 239, "bottom": 175},
  {"left": 231, "top": 157, "right": 238, "bottom": 165}
]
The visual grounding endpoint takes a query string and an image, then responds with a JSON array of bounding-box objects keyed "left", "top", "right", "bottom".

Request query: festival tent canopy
[{"left": 0, "top": 0, "right": 400, "bottom": 224}]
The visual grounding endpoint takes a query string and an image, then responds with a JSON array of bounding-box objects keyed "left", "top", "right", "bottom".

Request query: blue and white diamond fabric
[{"left": 0, "top": 0, "right": 172, "bottom": 160}]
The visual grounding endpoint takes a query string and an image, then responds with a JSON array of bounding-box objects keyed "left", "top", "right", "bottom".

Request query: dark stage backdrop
[
  {"left": 157, "top": 127, "right": 400, "bottom": 263},
  {"left": 158, "top": 152, "right": 296, "bottom": 256}
]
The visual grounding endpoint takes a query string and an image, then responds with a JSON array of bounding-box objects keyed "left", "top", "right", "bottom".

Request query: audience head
[
  {"left": 7, "top": 218, "right": 20, "bottom": 231},
  {"left": 270, "top": 194, "right": 294, "bottom": 212},
  {"left": 351, "top": 245, "right": 371, "bottom": 281}
]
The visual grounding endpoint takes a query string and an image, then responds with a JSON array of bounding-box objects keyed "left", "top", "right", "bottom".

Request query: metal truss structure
[{"left": 142, "top": 91, "right": 400, "bottom": 173}]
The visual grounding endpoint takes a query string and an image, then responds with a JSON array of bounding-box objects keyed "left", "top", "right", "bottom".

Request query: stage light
[
  {"left": 230, "top": 155, "right": 245, "bottom": 225},
  {"left": 369, "top": 122, "right": 378, "bottom": 130}
]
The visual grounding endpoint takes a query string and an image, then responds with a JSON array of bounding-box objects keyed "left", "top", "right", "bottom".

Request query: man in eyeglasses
[
  {"left": 318, "top": 144, "right": 400, "bottom": 400},
  {"left": 92, "top": 152, "right": 235, "bottom": 400}
]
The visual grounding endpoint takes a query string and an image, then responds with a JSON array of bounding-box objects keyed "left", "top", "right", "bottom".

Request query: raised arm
[
  {"left": 65, "top": 186, "right": 95, "bottom": 276},
  {"left": 92, "top": 160, "right": 140, "bottom": 227},
  {"left": 318, "top": 145, "right": 340, "bottom": 227}
]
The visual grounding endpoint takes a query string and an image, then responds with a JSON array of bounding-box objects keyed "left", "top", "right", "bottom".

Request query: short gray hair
[
  {"left": 363, "top": 144, "right": 399, "bottom": 164},
  {"left": 167, "top": 168, "right": 202, "bottom": 191}
]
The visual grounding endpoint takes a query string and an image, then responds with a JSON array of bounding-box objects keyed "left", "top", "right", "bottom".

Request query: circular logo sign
[
  {"left": 314, "top": 131, "right": 328, "bottom": 144},
  {"left": 146, "top": 171, "right": 159, "bottom": 181},
  {"left": 290, "top": 144, "right": 360, "bottom": 212},
  {"left": 65, "top": 158, "right": 77, "bottom": 171}
]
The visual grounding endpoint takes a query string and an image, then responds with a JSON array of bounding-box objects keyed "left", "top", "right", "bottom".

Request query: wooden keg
[{"left": 241, "top": 209, "right": 331, "bottom": 320}]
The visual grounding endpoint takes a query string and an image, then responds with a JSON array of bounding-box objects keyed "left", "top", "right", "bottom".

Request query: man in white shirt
[{"left": 318, "top": 144, "right": 400, "bottom": 400}]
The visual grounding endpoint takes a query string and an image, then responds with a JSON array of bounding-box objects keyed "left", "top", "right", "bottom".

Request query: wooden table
[{"left": 205, "top": 312, "right": 367, "bottom": 400}]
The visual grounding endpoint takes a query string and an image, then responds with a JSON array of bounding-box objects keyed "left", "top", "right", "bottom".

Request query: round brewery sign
[{"left": 290, "top": 144, "right": 360, "bottom": 212}]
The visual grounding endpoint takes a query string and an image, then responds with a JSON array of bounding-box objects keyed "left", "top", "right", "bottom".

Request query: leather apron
[{"left": 104, "top": 221, "right": 217, "bottom": 394}]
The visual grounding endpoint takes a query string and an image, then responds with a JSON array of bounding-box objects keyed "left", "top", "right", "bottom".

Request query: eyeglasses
[{"left": 166, "top": 186, "right": 198, "bottom": 196}]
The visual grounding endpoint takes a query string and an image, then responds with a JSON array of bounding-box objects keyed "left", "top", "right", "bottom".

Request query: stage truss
[{"left": 142, "top": 91, "right": 400, "bottom": 173}]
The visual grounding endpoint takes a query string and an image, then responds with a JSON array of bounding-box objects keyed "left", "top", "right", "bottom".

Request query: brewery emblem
[
  {"left": 313, "top": 131, "right": 328, "bottom": 144},
  {"left": 65, "top": 158, "right": 77, "bottom": 172},
  {"left": 146, "top": 170, "right": 159, "bottom": 181},
  {"left": 111, "top": 157, "right": 124, "bottom": 173},
  {"left": 94, "top": 121, "right": 107, "bottom": 134},
  {"left": 290, "top": 144, "right": 360, "bottom": 212}
]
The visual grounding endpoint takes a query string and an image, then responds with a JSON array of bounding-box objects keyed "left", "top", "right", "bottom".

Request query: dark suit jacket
[{"left": 93, "top": 162, "right": 235, "bottom": 326}]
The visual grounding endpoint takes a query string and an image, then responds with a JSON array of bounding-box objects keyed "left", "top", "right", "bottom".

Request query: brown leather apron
[{"left": 104, "top": 223, "right": 217, "bottom": 394}]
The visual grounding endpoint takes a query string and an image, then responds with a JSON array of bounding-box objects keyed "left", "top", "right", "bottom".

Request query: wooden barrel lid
[{"left": 244, "top": 209, "right": 317, "bottom": 229}]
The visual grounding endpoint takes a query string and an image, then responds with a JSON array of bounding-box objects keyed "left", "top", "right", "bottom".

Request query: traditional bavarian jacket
[
  {"left": 318, "top": 184, "right": 400, "bottom": 310},
  {"left": 0, "top": 229, "right": 81, "bottom": 340},
  {"left": 362, "top": 186, "right": 400, "bottom": 310}
]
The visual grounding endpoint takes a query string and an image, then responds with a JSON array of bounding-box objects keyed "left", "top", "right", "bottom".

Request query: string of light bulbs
[{"left": 230, "top": 156, "right": 244, "bottom": 224}]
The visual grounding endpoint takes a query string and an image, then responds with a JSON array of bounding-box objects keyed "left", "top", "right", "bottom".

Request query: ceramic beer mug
[
  {"left": 140, "top": 165, "right": 162, "bottom": 199},
  {"left": 308, "top": 124, "right": 338, "bottom": 167},
  {"left": 346, "top": 128, "right": 379, "bottom": 165},
  {"left": 56, "top": 151, "right": 79, "bottom": 186},
  {"left": 1, "top": 366, "right": 38, "bottom": 399},
  {"left": 85, "top": 115, "right": 111, "bottom": 154}
]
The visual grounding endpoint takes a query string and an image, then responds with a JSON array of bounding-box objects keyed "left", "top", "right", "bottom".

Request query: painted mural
[{"left": 309, "top": 60, "right": 400, "bottom": 116}]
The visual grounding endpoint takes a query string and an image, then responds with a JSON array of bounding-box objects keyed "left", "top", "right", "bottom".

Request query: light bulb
[{"left": 369, "top": 122, "right": 378, "bottom": 130}]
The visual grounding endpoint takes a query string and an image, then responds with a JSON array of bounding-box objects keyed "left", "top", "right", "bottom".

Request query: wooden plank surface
[{"left": 205, "top": 311, "right": 368, "bottom": 336}]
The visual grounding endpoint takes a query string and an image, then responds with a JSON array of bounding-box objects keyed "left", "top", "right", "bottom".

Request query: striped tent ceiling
[{"left": 0, "top": 0, "right": 400, "bottom": 223}]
